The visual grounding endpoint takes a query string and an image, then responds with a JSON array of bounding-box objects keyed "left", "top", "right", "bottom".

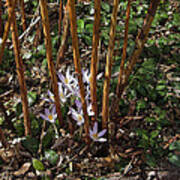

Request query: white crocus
[
  {"left": 58, "top": 83, "right": 71, "bottom": 104},
  {"left": 69, "top": 107, "right": 84, "bottom": 126},
  {"left": 75, "top": 99, "right": 94, "bottom": 116},
  {"left": 43, "top": 90, "right": 55, "bottom": 103},
  {"left": 82, "top": 69, "right": 91, "bottom": 84},
  {"left": 58, "top": 67, "right": 77, "bottom": 93}
]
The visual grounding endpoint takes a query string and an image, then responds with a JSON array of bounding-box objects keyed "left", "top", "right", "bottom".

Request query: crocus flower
[
  {"left": 82, "top": 69, "right": 103, "bottom": 84},
  {"left": 75, "top": 99, "right": 82, "bottom": 112},
  {"left": 85, "top": 85, "right": 91, "bottom": 100},
  {"left": 40, "top": 106, "right": 57, "bottom": 123},
  {"left": 82, "top": 69, "right": 91, "bottom": 84},
  {"left": 58, "top": 67, "right": 77, "bottom": 93},
  {"left": 43, "top": 90, "right": 55, "bottom": 103},
  {"left": 75, "top": 99, "right": 94, "bottom": 116},
  {"left": 87, "top": 102, "right": 95, "bottom": 116},
  {"left": 69, "top": 107, "right": 84, "bottom": 126},
  {"left": 58, "top": 83, "right": 71, "bottom": 103},
  {"left": 89, "top": 122, "right": 107, "bottom": 142}
]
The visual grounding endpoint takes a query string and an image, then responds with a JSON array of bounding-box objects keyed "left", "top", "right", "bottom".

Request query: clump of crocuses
[{"left": 40, "top": 67, "right": 106, "bottom": 142}]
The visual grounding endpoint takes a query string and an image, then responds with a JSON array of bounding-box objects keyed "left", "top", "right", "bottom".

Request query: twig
[
  {"left": 0, "top": 89, "right": 13, "bottom": 99},
  {"left": 0, "top": 127, "right": 8, "bottom": 148},
  {"left": 0, "top": 103, "right": 14, "bottom": 130},
  {"left": 9, "top": 4, "right": 40, "bottom": 49},
  {"left": 38, "top": 120, "right": 46, "bottom": 154},
  {"left": 9, "top": 16, "right": 41, "bottom": 49},
  {"left": 58, "top": 145, "right": 89, "bottom": 171}
]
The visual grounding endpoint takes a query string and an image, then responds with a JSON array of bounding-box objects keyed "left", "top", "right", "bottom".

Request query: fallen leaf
[
  {"left": 14, "top": 162, "right": 31, "bottom": 176},
  {"left": 0, "top": 148, "right": 14, "bottom": 163}
]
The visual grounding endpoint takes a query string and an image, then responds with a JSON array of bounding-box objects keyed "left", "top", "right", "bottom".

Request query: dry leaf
[
  {"left": 0, "top": 148, "right": 14, "bottom": 163},
  {"left": 14, "top": 162, "right": 31, "bottom": 176}
]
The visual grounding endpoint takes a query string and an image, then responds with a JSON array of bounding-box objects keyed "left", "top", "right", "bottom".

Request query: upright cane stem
[
  {"left": 58, "top": 0, "right": 63, "bottom": 36},
  {"left": 113, "top": 0, "right": 131, "bottom": 112},
  {"left": 0, "top": 0, "right": 3, "bottom": 37},
  {"left": 19, "top": 0, "right": 26, "bottom": 31},
  {"left": 7, "top": 0, "right": 31, "bottom": 135},
  {"left": 0, "top": 0, "right": 16, "bottom": 64},
  {"left": 68, "top": 0, "right": 90, "bottom": 143},
  {"left": 102, "top": 0, "right": 119, "bottom": 129},
  {"left": 118, "top": 0, "right": 160, "bottom": 99},
  {"left": 90, "top": 0, "right": 101, "bottom": 122},
  {"left": 39, "top": 0, "right": 63, "bottom": 125}
]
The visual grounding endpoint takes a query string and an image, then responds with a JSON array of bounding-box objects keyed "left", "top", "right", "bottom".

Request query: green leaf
[
  {"left": 169, "top": 141, "right": 180, "bottom": 151},
  {"left": 84, "top": 36, "right": 92, "bottom": 45},
  {"left": 150, "top": 130, "right": 159, "bottom": 139},
  {"left": 146, "top": 154, "right": 156, "bottom": 167},
  {"left": 32, "top": 158, "right": 45, "bottom": 171},
  {"left": 168, "top": 154, "right": 180, "bottom": 167},
  {"left": 37, "top": 45, "right": 46, "bottom": 55},
  {"left": 15, "top": 102, "right": 23, "bottom": 116},
  {"left": 42, "top": 58, "right": 47, "bottom": 68},
  {"left": 22, "top": 136, "right": 39, "bottom": 154},
  {"left": 28, "top": 91, "right": 37, "bottom": 106},
  {"left": 77, "top": 19, "right": 84, "bottom": 33},
  {"left": 85, "top": 24, "right": 93, "bottom": 33},
  {"left": 145, "top": 117, "right": 156, "bottom": 123},
  {"left": 45, "top": 150, "right": 59, "bottom": 165},
  {"left": 156, "top": 85, "right": 166, "bottom": 91},
  {"left": 23, "top": 51, "right": 32, "bottom": 59},
  {"left": 101, "top": 2, "right": 110, "bottom": 13},
  {"left": 137, "top": 100, "right": 147, "bottom": 110},
  {"left": 42, "top": 131, "right": 54, "bottom": 149}
]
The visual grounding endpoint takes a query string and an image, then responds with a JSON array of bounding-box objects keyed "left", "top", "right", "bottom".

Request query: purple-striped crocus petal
[
  {"left": 73, "top": 88, "right": 80, "bottom": 97},
  {"left": 48, "top": 90, "right": 53, "bottom": 97},
  {"left": 77, "top": 120, "right": 84, "bottom": 126},
  {"left": 58, "top": 73, "right": 65, "bottom": 83},
  {"left": 89, "top": 129, "right": 93, "bottom": 137},
  {"left": 93, "top": 122, "right": 98, "bottom": 133},
  {"left": 47, "top": 90, "right": 54, "bottom": 102},
  {"left": 75, "top": 99, "right": 82, "bottom": 112},
  {"left": 69, "top": 107, "right": 76, "bottom": 114},
  {"left": 72, "top": 114, "right": 78, "bottom": 122},
  {"left": 52, "top": 106, "right": 56, "bottom": 115},
  {"left": 98, "top": 129, "right": 107, "bottom": 138},
  {"left": 45, "top": 108, "right": 49, "bottom": 116},
  {"left": 43, "top": 97, "right": 51, "bottom": 102},
  {"left": 40, "top": 113, "right": 48, "bottom": 121},
  {"left": 65, "top": 88, "right": 71, "bottom": 98}
]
